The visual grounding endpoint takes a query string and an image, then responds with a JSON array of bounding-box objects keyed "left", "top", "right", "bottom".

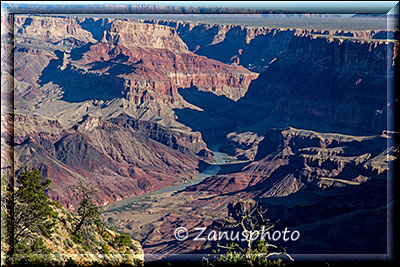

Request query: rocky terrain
[
  {"left": 104, "top": 127, "right": 396, "bottom": 256},
  {"left": 99, "top": 16, "right": 397, "bottom": 257},
  {"left": 1, "top": 12, "right": 398, "bottom": 261},
  {"left": 2, "top": 14, "right": 257, "bottom": 208},
  {"left": 2, "top": 113, "right": 205, "bottom": 209},
  {"left": 135, "top": 18, "right": 398, "bottom": 72},
  {"left": 216, "top": 34, "right": 397, "bottom": 159},
  {"left": 0, "top": 192, "right": 144, "bottom": 266},
  {"left": 189, "top": 127, "right": 393, "bottom": 196}
]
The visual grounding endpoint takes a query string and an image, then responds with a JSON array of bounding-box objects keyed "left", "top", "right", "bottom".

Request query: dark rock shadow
[
  {"left": 38, "top": 50, "right": 124, "bottom": 103},
  {"left": 195, "top": 26, "right": 247, "bottom": 64},
  {"left": 16, "top": 17, "right": 33, "bottom": 34},
  {"left": 254, "top": 175, "right": 387, "bottom": 254},
  {"left": 177, "top": 86, "right": 234, "bottom": 113},
  {"left": 174, "top": 87, "right": 238, "bottom": 145},
  {"left": 70, "top": 42, "right": 93, "bottom": 60},
  {"left": 78, "top": 17, "right": 112, "bottom": 41},
  {"left": 87, "top": 54, "right": 136, "bottom": 77}
]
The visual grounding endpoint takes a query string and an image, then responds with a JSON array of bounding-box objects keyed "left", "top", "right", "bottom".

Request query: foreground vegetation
[
  {"left": 1, "top": 169, "right": 144, "bottom": 266},
  {"left": 203, "top": 200, "right": 293, "bottom": 266}
]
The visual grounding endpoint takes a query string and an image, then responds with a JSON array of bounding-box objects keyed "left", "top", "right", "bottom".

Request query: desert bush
[
  {"left": 204, "top": 200, "right": 293, "bottom": 266},
  {"left": 12, "top": 238, "right": 52, "bottom": 266},
  {"left": 101, "top": 243, "right": 110, "bottom": 255},
  {"left": 110, "top": 233, "right": 133, "bottom": 248}
]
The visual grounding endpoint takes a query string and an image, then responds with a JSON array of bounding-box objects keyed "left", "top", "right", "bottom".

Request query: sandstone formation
[
  {"left": 7, "top": 15, "right": 258, "bottom": 109},
  {"left": 178, "top": 30, "right": 397, "bottom": 154},
  {"left": 188, "top": 127, "right": 393, "bottom": 196},
  {"left": 135, "top": 18, "right": 398, "bottom": 72},
  {"left": 109, "top": 113, "right": 213, "bottom": 159},
  {"left": 104, "top": 126, "right": 396, "bottom": 256},
  {"left": 7, "top": 113, "right": 201, "bottom": 209},
  {"left": 14, "top": 15, "right": 96, "bottom": 44},
  {"left": 66, "top": 19, "right": 258, "bottom": 104}
]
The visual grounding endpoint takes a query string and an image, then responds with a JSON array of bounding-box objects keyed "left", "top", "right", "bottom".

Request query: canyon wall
[
  {"left": 136, "top": 18, "right": 398, "bottom": 72},
  {"left": 130, "top": 17, "right": 397, "bottom": 142},
  {"left": 27, "top": 17, "right": 258, "bottom": 105},
  {"left": 188, "top": 126, "right": 393, "bottom": 198},
  {"left": 238, "top": 35, "right": 396, "bottom": 134},
  {"left": 7, "top": 113, "right": 201, "bottom": 209},
  {"left": 178, "top": 126, "right": 395, "bottom": 254},
  {"left": 9, "top": 15, "right": 258, "bottom": 107},
  {"left": 218, "top": 35, "right": 397, "bottom": 159}
]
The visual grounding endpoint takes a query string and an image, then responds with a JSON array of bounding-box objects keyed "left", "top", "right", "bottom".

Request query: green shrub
[
  {"left": 52, "top": 200, "right": 63, "bottom": 209},
  {"left": 49, "top": 210, "right": 58, "bottom": 219},
  {"left": 71, "top": 233, "right": 82, "bottom": 244},
  {"left": 13, "top": 169, "right": 54, "bottom": 245},
  {"left": 42, "top": 219, "right": 56, "bottom": 238},
  {"left": 12, "top": 238, "right": 52, "bottom": 266},
  {"left": 65, "top": 257, "right": 77, "bottom": 266},
  {"left": 111, "top": 233, "right": 133, "bottom": 248},
  {"left": 101, "top": 243, "right": 110, "bottom": 255},
  {"left": 209, "top": 241, "right": 286, "bottom": 266},
  {"left": 102, "top": 231, "right": 111, "bottom": 240}
]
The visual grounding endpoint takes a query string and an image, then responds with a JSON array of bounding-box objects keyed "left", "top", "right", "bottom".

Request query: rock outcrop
[
  {"left": 102, "top": 20, "right": 189, "bottom": 52},
  {"left": 9, "top": 16, "right": 257, "bottom": 106},
  {"left": 14, "top": 15, "right": 96, "bottom": 44},
  {"left": 9, "top": 15, "right": 97, "bottom": 102},
  {"left": 8, "top": 15, "right": 258, "bottom": 106},
  {"left": 109, "top": 113, "right": 212, "bottom": 159},
  {"left": 2, "top": 13, "right": 397, "bottom": 258},
  {"left": 68, "top": 19, "right": 258, "bottom": 103},
  {"left": 104, "top": 126, "right": 396, "bottom": 256},
  {"left": 236, "top": 35, "right": 396, "bottom": 135},
  {"left": 135, "top": 18, "right": 398, "bottom": 72},
  {"left": 187, "top": 127, "right": 393, "bottom": 196},
  {"left": 7, "top": 113, "right": 201, "bottom": 209}
]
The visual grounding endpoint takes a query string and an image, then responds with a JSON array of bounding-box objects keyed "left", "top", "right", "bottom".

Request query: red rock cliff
[
  {"left": 70, "top": 20, "right": 258, "bottom": 103},
  {"left": 137, "top": 18, "right": 398, "bottom": 72}
]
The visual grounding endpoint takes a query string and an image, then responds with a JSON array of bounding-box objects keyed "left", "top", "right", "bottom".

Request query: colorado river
[{"left": 103, "top": 145, "right": 233, "bottom": 212}]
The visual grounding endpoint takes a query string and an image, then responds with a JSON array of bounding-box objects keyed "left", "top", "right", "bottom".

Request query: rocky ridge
[
  {"left": 188, "top": 127, "right": 393, "bottom": 196},
  {"left": 134, "top": 18, "right": 398, "bottom": 72},
  {"left": 103, "top": 127, "right": 396, "bottom": 256},
  {"left": 4, "top": 113, "right": 202, "bottom": 209},
  {"left": 68, "top": 19, "right": 258, "bottom": 103}
]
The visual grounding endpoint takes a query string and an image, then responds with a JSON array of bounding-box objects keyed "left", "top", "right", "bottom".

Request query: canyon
[{"left": 1, "top": 13, "right": 398, "bottom": 259}]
